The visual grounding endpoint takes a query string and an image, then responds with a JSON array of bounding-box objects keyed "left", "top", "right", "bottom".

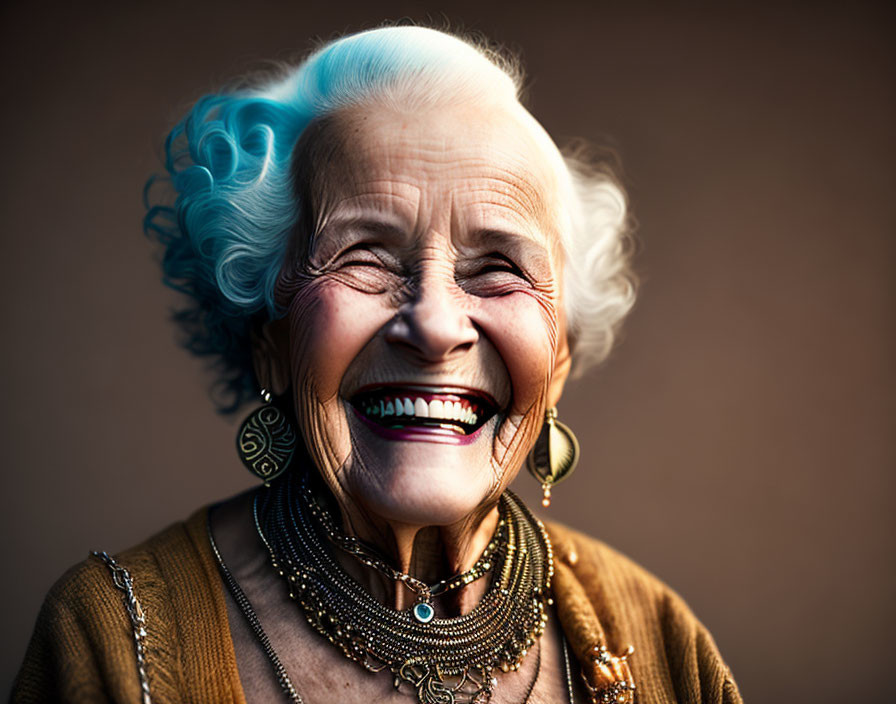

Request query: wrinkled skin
[
  {"left": 259, "top": 97, "right": 571, "bottom": 596},
  {"left": 214, "top": 96, "right": 581, "bottom": 702}
]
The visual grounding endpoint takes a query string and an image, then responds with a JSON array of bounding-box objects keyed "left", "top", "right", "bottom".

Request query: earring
[
  {"left": 236, "top": 389, "right": 297, "bottom": 486},
  {"left": 525, "top": 407, "right": 580, "bottom": 507}
]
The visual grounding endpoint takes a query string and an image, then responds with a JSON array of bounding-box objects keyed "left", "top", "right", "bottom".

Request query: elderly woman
[{"left": 13, "top": 25, "right": 741, "bottom": 704}]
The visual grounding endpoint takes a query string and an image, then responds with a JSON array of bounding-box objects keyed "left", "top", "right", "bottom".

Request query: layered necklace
[{"left": 254, "top": 473, "right": 555, "bottom": 704}]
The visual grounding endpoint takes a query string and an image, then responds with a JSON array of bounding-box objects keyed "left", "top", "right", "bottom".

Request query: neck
[{"left": 308, "top": 473, "right": 501, "bottom": 614}]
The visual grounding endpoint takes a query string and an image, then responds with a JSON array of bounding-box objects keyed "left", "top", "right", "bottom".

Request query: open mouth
[{"left": 349, "top": 385, "right": 499, "bottom": 440}]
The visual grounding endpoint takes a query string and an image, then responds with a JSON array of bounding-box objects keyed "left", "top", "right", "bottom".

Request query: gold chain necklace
[
  {"left": 294, "top": 478, "right": 507, "bottom": 623},
  {"left": 256, "top": 474, "right": 555, "bottom": 704}
]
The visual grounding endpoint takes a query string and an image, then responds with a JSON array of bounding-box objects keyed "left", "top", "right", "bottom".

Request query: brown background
[{"left": 2, "top": 1, "right": 894, "bottom": 701}]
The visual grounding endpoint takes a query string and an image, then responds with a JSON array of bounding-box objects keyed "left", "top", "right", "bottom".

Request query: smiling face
[{"left": 270, "top": 97, "right": 570, "bottom": 529}]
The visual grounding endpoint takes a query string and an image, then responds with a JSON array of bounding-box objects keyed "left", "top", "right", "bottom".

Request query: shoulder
[
  {"left": 545, "top": 521, "right": 742, "bottom": 704},
  {"left": 13, "top": 507, "right": 243, "bottom": 704},
  {"left": 546, "top": 519, "right": 706, "bottom": 627},
  {"left": 546, "top": 520, "right": 670, "bottom": 597},
  {"left": 41, "top": 507, "right": 213, "bottom": 621}
]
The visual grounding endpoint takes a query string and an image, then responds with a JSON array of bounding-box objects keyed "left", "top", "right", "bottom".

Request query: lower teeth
[{"left": 387, "top": 421, "right": 467, "bottom": 434}]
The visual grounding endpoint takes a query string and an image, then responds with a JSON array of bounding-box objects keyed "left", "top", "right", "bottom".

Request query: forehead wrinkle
[
  {"left": 315, "top": 177, "right": 422, "bottom": 246},
  {"left": 349, "top": 156, "right": 556, "bottom": 251},
  {"left": 378, "top": 148, "right": 553, "bottom": 219},
  {"left": 465, "top": 177, "right": 546, "bottom": 220},
  {"left": 319, "top": 101, "right": 564, "bottom": 256},
  {"left": 339, "top": 109, "right": 555, "bottom": 194},
  {"left": 409, "top": 147, "right": 560, "bottom": 253},
  {"left": 456, "top": 156, "right": 549, "bottom": 202},
  {"left": 462, "top": 182, "right": 550, "bottom": 233},
  {"left": 325, "top": 187, "right": 421, "bottom": 221}
]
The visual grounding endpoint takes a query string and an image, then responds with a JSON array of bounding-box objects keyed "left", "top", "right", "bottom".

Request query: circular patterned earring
[
  {"left": 236, "top": 389, "right": 297, "bottom": 486},
  {"left": 525, "top": 407, "right": 580, "bottom": 507}
]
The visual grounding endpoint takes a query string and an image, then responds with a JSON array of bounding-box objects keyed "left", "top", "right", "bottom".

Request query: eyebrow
[
  {"left": 464, "top": 228, "right": 553, "bottom": 276},
  {"left": 466, "top": 227, "right": 549, "bottom": 253},
  {"left": 309, "top": 215, "right": 410, "bottom": 263},
  {"left": 313, "top": 214, "right": 554, "bottom": 274},
  {"left": 317, "top": 215, "right": 411, "bottom": 243}
]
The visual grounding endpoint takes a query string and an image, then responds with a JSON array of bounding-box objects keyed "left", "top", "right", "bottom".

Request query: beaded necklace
[
  {"left": 255, "top": 473, "right": 555, "bottom": 704},
  {"left": 296, "top": 478, "right": 507, "bottom": 624}
]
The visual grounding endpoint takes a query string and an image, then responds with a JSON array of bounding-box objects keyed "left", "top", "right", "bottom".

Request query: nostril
[{"left": 384, "top": 295, "right": 478, "bottom": 362}]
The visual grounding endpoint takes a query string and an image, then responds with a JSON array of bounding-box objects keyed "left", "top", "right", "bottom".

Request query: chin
[
  {"left": 350, "top": 470, "right": 495, "bottom": 527},
  {"left": 344, "top": 421, "right": 503, "bottom": 527}
]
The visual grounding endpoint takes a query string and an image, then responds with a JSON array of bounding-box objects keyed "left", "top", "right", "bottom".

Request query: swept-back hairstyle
[{"left": 145, "top": 25, "right": 635, "bottom": 412}]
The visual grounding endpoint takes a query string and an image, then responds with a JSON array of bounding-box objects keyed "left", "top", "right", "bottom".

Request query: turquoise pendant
[{"left": 412, "top": 602, "right": 434, "bottom": 623}]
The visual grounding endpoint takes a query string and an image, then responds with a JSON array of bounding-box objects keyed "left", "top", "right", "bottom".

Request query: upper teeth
[{"left": 364, "top": 397, "right": 478, "bottom": 425}]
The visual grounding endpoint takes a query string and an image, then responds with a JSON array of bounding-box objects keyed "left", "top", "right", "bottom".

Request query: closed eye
[
  {"left": 337, "top": 243, "right": 388, "bottom": 268},
  {"left": 455, "top": 252, "right": 533, "bottom": 297},
  {"left": 474, "top": 252, "right": 529, "bottom": 280}
]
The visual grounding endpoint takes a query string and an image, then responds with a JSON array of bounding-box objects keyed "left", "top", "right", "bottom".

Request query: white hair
[
  {"left": 284, "top": 25, "right": 638, "bottom": 374},
  {"left": 274, "top": 24, "right": 638, "bottom": 373},
  {"left": 150, "top": 24, "right": 636, "bottom": 410},
  {"left": 558, "top": 143, "right": 636, "bottom": 374}
]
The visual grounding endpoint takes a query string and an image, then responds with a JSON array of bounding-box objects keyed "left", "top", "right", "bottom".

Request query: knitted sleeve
[
  {"left": 548, "top": 521, "right": 743, "bottom": 704},
  {"left": 11, "top": 510, "right": 246, "bottom": 704},
  {"left": 658, "top": 588, "right": 742, "bottom": 704},
  {"left": 10, "top": 557, "right": 140, "bottom": 703}
]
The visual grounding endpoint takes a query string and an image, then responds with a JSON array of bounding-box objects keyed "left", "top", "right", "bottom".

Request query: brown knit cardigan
[{"left": 11, "top": 508, "right": 742, "bottom": 703}]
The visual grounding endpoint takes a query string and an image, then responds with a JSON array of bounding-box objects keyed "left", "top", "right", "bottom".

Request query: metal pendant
[
  {"left": 398, "top": 660, "right": 492, "bottom": 704},
  {"left": 236, "top": 403, "right": 297, "bottom": 484},
  {"left": 525, "top": 408, "right": 580, "bottom": 506}
]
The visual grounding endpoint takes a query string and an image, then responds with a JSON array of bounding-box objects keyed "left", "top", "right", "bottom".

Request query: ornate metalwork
[
  {"left": 91, "top": 551, "right": 152, "bottom": 704},
  {"left": 256, "top": 475, "right": 554, "bottom": 704},
  {"left": 581, "top": 644, "right": 636, "bottom": 704},
  {"left": 526, "top": 407, "right": 580, "bottom": 507},
  {"left": 236, "top": 403, "right": 297, "bottom": 483}
]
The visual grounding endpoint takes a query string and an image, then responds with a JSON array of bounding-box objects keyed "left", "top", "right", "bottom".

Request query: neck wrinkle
[{"left": 328, "top": 494, "right": 501, "bottom": 614}]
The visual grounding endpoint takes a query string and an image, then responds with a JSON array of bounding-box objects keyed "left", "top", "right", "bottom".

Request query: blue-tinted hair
[
  {"left": 144, "top": 27, "right": 519, "bottom": 411},
  {"left": 145, "top": 25, "right": 635, "bottom": 413}
]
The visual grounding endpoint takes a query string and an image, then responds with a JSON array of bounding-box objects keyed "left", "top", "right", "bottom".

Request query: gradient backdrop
[{"left": 2, "top": 1, "right": 894, "bottom": 701}]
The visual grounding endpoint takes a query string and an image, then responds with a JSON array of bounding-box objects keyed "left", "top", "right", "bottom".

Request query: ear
[
  {"left": 250, "top": 318, "right": 291, "bottom": 396},
  {"left": 547, "top": 303, "right": 572, "bottom": 407},
  {"left": 547, "top": 330, "right": 572, "bottom": 408}
]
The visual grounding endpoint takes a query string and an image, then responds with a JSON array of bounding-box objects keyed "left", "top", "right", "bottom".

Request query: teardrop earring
[
  {"left": 236, "top": 389, "right": 297, "bottom": 486},
  {"left": 525, "top": 407, "right": 580, "bottom": 507}
]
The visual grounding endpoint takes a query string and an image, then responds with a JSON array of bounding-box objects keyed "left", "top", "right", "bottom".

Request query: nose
[{"left": 384, "top": 272, "right": 478, "bottom": 363}]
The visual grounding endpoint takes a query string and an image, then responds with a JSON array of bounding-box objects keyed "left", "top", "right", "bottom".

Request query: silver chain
[
  {"left": 91, "top": 551, "right": 152, "bottom": 704},
  {"left": 207, "top": 518, "right": 304, "bottom": 703}
]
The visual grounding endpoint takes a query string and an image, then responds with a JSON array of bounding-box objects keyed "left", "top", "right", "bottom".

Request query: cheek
[
  {"left": 475, "top": 290, "right": 559, "bottom": 415},
  {"left": 473, "top": 289, "right": 561, "bottom": 486},
  {"left": 286, "top": 280, "right": 392, "bottom": 401},
  {"left": 286, "top": 279, "right": 397, "bottom": 479}
]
